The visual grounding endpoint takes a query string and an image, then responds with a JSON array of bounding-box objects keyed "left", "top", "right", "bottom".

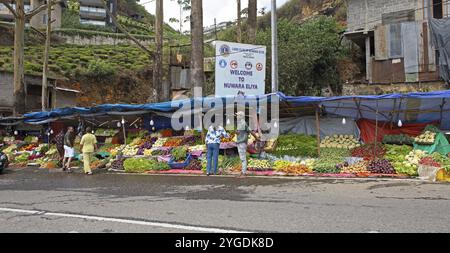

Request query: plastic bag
[{"left": 418, "top": 164, "right": 441, "bottom": 182}]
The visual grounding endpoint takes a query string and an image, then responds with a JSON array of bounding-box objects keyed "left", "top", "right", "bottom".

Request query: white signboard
[{"left": 215, "top": 41, "right": 266, "bottom": 96}]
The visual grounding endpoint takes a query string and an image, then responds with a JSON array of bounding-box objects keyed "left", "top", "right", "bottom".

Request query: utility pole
[
  {"left": 248, "top": 0, "right": 257, "bottom": 44},
  {"left": 154, "top": 0, "right": 164, "bottom": 101},
  {"left": 190, "top": 0, "right": 204, "bottom": 96},
  {"left": 236, "top": 0, "right": 241, "bottom": 43},
  {"left": 271, "top": 0, "right": 278, "bottom": 93},
  {"left": 214, "top": 18, "right": 218, "bottom": 40},
  {"left": 179, "top": 1, "right": 183, "bottom": 34},
  {"left": 42, "top": 0, "right": 54, "bottom": 111}
]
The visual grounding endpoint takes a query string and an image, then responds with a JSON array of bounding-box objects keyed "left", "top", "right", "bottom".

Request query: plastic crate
[{"left": 168, "top": 154, "right": 192, "bottom": 169}]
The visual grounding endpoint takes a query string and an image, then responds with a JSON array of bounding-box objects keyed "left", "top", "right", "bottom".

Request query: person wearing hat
[{"left": 236, "top": 111, "right": 259, "bottom": 178}]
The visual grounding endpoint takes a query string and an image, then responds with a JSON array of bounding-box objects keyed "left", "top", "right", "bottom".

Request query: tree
[
  {"left": 256, "top": 17, "right": 344, "bottom": 96},
  {"left": 153, "top": 0, "right": 164, "bottom": 102},
  {"left": 190, "top": 0, "right": 204, "bottom": 95},
  {"left": 0, "top": 0, "right": 54, "bottom": 115},
  {"left": 42, "top": 0, "right": 58, "bottom": 111},
  {"left": 248, "top": 0, "right": 257, "bottom": 44},
  {"left": 171, "top": 0, "right": 191, "bottom": 34},
  {"left": 236, "top": 0, "right": 241, "bottom": 43}
]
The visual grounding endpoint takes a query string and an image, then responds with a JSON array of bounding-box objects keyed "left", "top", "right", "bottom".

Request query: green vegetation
[
  {"left": 0, "top": 44, "right": 152, "bottom": 77},
  {"left": 256, "top": 16, "right": 345, "bottom": 95}
]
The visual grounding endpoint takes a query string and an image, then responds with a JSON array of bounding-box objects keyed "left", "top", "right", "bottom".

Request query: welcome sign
[{"left": 215, "top": 41, "right": 266, "bottom": 96}]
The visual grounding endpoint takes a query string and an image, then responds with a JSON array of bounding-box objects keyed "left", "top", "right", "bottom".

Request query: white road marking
[{"left": 0, "top": 207, "right": 249, "bottom": 233}]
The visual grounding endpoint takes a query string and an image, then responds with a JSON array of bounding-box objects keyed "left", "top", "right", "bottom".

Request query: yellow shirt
[{"left": 80, "top": 133, "right": 97, "bottom": 153}]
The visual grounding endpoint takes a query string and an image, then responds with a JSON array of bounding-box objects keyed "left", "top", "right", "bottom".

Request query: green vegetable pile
[
  {"left": 269, "top": 134, "right": 318, "bottom": 158},
  {"left": 312, "top": 148, "right": 349, "bottom": 173},
  {"left": 171, "top": 147, "right": 188, "bottom": 162},
  {"left": 430, "top": 153, "right": 450, "bottom": 172},
  {"left": 382, "top": 134, "right": 414, "bottom": 145},
  {"left": 123, "top": 158, "right": 170, "bottom": 173},
  {"left": 15, "top": 153, "right": 30, "bottom": 163},
  {"left": 219, "top": 156, "right": 241, "bottom": 171}
]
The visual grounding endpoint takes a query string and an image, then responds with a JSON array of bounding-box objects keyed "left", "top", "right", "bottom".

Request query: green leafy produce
[
  {"left": 424, "top": 125, "right": 441, "bottom": 133},
  {"left": 123, "top": 158, "right": 170, "bottom": 173},
  {"left": 15, "top": 153, "right": 30, "bottom": 163},
  {"left": 269, "top": 134, "right": 318, "bottom": 158},
  {"left": 171, "top": 147, "right": 187, "bottom": 162},
  {"left": 248, "top": 159, "right": 273, "bottom": 170},
  {"left": 382, "top": 134, "right": 413, "bottom": 145},
  {"left": 384, "top": 145, "right": 413, "bottom": 162},
  {"left": 312, "top": 148, "right": 349, "bottom": 173},
  {"left": 219, "top": 155, "right": 241, "bottom": 170},
  {"left": 24, "top": 136, "right": 34, "bottom": 143},
  {"left": 391, "top": 149, "right": 427, "bottom": 176},
  {"left": 430, "top": 152, "right": 450, "bottom": 172}
]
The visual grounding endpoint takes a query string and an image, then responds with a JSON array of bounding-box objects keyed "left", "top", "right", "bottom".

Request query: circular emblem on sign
[
  {"left": 230, "top": 60, "right": 238, "bottom": 69},
  {"left": 219, "top": 59, "right": 227, "bottom": 68},
  {"left": 245, "top": 62, "right": 253, "bottom": 70},
  {"left": 256, "top": 63, "right": 263, "bottom": 71},
  {"left": 219, "top": 44, "right": 231, "bottom": 57}
]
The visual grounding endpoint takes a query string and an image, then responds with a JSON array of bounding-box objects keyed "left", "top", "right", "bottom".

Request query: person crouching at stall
[
  {"left": 62, "top": 126, "right": 75, "bottom": 172},
  {"left": 205, "top": 123, "right": 229, "bottom": 176},
  {"left": 80, "top": 127, "right": 97, "bottom": 175}
]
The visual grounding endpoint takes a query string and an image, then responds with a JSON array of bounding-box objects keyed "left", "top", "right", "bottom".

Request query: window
[
  {"left": 42, "top": 14, "right": 47, "bottom": 24},
  {"left": 24, "top": 4, "right": 31, "bottom": 12},
  {"left": 433, "top": 0, "right": 443, "bottom": 19},
  {"left": 80, "top": 6, "right": 106, "bottom": 14},
  {"left": 0, "top": 3, "right": 4, "bottom": 10},
  {"left": 80, "top": 19, "right": 106, "bottom": 26}
]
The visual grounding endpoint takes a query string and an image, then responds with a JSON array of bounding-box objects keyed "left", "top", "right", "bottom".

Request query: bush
[
  {"left": 85, "top": 59, "right": 116, "bottom": 79},
  {"left": 256, "top": 16, "right": 345, "bottom": 96}
]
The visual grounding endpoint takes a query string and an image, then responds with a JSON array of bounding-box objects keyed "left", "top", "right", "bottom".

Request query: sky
[{"left": 143, "top": 0, "right": 290, "bottom": 32}]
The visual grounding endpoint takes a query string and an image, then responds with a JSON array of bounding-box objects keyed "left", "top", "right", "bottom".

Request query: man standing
[
  {"left": 80, "top": 127, "right": 97, "bottom": 175},
  {"left": 62, "top": 126, "right": 75, "bottom": 172},
  {"left": 236, "top": 111, "right": 258, "bottom": 178}
]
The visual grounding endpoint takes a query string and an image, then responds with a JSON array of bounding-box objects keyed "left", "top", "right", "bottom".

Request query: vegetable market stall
[{"left": 2, "top": 91, "right": 450, "bottom": 180}]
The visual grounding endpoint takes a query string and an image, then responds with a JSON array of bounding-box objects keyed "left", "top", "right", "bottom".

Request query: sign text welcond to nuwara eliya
[{"left": 215, "top": 41, "right": 267, "bottom": 97}]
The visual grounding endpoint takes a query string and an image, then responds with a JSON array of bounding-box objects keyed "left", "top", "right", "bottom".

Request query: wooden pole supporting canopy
[
  {"left": 374, "top": 100, "right": 379, "bottom": 158},
  {"left": 315, "top": 106, "right": 321, "bottom": 156}
]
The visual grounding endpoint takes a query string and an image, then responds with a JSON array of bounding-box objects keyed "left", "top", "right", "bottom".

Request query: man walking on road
[
  {"left": 80, "top": 127, "right": 97, "bottom": 175},
  {"left": 62, "top": 126, "right": 75, "bottom": 172}
]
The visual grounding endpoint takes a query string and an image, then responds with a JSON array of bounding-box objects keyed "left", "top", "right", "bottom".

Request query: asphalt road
[{"left": 1, "top": 167, "right": 450, "bottom": 233}]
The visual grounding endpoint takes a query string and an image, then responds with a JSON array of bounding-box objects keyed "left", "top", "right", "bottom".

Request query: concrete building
[
  {"left": 0, "top": 71, "right": 79, "bottom": 117},
  {"left": 0, "top": 0, "right": 117, "bottom": 28},
  {"left": 345, "top": 0, "right": 450, "bottom": 85},
  {"left": 0, "top": 0, "right": 63, "bottom": 29},
  {"left": 79, "top": 0, "right": 116, "bottom": 26}
]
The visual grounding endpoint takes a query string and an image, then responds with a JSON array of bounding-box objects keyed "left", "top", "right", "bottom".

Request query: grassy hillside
[{"left": 0, "top": 44, "right": 152, "bottom": 78}]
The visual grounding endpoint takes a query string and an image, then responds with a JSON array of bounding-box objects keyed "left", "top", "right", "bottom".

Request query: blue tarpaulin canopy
[{"left": 1, "top": 90, "right": 449, "bottom": 130}]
